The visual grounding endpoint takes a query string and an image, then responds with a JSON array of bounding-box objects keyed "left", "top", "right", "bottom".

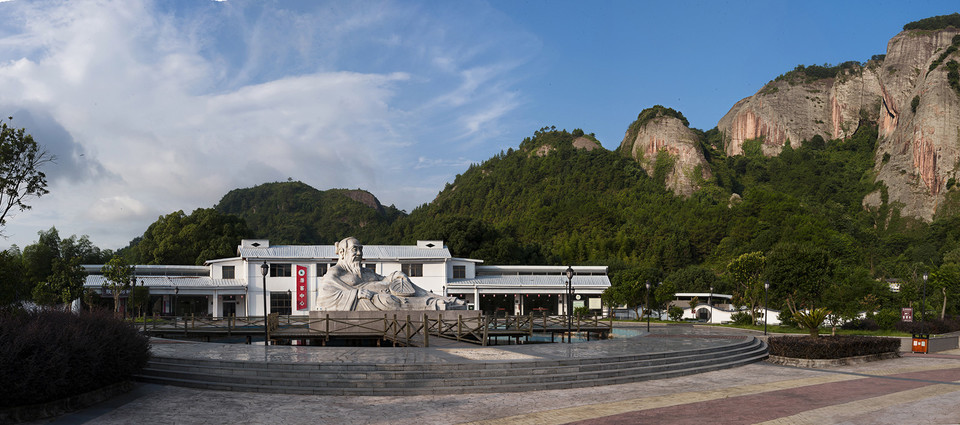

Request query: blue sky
[{"left": 0, "top": 0, "right": 956, "bottom": 250}]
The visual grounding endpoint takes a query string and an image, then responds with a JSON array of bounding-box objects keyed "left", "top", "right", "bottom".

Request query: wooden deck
[{"left": 138, "top": 312, "right": 613, "bottom": 347}]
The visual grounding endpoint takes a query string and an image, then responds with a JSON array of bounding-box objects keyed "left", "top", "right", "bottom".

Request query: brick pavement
[{"left": 35, "top": 331, "right": 960, "bottom": 424}]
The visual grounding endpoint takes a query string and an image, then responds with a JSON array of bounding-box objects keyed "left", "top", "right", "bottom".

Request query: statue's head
[{"left": 335, "top": 237, "right": 364, "bottom": 275}]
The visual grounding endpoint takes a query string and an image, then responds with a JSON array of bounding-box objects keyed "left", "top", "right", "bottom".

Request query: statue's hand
[{"left": 357, "top": 288, "right": 376, "bottom": 300}]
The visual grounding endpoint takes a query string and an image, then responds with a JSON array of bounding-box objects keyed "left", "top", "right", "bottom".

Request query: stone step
[
  {"left": 135, "top": 337, "right": 767, "bottom": 395},
  {"left": 142, "top": 338, "right": 762, "bottom": 383}
]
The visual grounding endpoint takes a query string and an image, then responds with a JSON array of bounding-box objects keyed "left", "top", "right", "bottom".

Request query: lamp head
[
  {"left": 565, "top": 266, "right": 574, "bottom": 280},
  {"left": 261, "top": 261, "right": 269, "bottom": 277}
]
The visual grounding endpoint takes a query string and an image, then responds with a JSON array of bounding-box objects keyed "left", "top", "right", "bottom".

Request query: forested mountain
[
  {"left": 104, "top": 14, "right": 960, "bottom": 322},
  {"left": 214, "top": 181, "right": 404, "bottom": 245}
]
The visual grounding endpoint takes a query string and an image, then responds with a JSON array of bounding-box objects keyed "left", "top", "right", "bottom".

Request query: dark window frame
[
  {"left": 270, "top": 263, "right": 292, "bottom": 277},
  {"left": 402, "top": 263, "right": 424, "bottom": 277},
  {"left": 270, "top": 291, "right": 292, "bottom": 315}
]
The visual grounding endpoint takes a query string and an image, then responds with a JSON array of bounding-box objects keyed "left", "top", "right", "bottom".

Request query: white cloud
[{"left": 0, "top": 0, "right": 535, "bottom": 249}]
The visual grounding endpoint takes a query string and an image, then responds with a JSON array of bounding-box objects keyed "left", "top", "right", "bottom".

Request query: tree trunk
[{"left": 942, "top": 287, "right": 948, "bottom": 320}]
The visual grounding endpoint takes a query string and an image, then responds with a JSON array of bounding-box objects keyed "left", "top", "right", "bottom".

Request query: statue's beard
[{"left": 341, "top": 256, "right": 363, "bottom": 277}]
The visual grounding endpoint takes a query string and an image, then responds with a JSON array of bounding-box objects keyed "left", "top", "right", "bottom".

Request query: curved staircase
[{"left": 135, "top": 337, "right": 768, "bottom": 395}]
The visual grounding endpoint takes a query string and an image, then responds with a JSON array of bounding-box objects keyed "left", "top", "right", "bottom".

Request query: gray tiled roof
[
  {"left": 447, "top": 275, "right": 611, "bottom": 288},
  {"left": 84, "top": 275, "right": 246, "bottom": 289},
  {"left": 239, "top": 245, "right": 451, "bottom": 261}
]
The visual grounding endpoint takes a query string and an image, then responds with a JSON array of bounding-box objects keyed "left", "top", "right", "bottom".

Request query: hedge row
[
  {"left": 0, "top": 308, "right": 150, "bottom": 408},
  {"left": 768, "top": 336, "right": 900, "bottom": 359}
]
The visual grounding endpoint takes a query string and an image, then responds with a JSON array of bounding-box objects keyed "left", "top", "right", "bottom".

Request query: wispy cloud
[{"left": 0, "top": 0, "right": 535, "bottom": 248}]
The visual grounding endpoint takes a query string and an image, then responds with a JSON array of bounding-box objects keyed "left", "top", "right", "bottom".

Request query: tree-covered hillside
[
  {"left": 393, "top": 122, "right": 960, "bottom": 319},
  {"left": 215, "top": 181, "right": 404, "bottom": 245}
]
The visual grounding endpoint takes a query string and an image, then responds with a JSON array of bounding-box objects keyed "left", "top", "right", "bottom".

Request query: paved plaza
[{"left": 32, "top": 325, "right": 960, "bottom": 424}]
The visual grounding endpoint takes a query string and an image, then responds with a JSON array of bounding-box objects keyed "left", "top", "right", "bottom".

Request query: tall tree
[
  {"left": 101, "top": 256, "right": 135, "bottom": 315},
  {"left": 46, "top": 257, "right": 86, "bottom": 312},
  {"left": 0, "top": 118, "right": 52, "bottom": 232},
  {"left": 0, "top": 247, "right": 26, "bottom": 305},
  {"left": 727, "top": 251, "right": 766, "bottom": 324},
  {"left": 930, "top": 263, "right": 960, "bottom": 319}
]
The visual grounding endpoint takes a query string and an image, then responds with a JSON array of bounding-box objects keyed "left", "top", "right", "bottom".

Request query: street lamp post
[
  {"left": 645, "top": 281, "right": 651, "bottom": 332},
  {"left": 922, "top": 273, "right": 928, "bottom": 336},
  {"left": 174, "top": 286, "right": 179, "bottom": 317},
  {"left": 764, "top": 281, "right": 770, "bottom": 335},
  {"left": 708, "top": 286, "right": 713, "bottom": 324},
  {"left": 565, "top": 266, "right": 574, "bottom": 344},
  {"left": 261, "top": 261, "right": 269, "bottom": 346}
]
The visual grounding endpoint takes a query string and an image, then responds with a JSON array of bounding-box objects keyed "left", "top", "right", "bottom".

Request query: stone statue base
[{"left": 308, "top": 310, "right": 482, "bottom": 335}]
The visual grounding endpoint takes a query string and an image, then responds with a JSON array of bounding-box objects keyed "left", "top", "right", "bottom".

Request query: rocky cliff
[
  {"left": 618, "top": 107, "right": 711, "bottom": 197},
  {"left": 718, "top": 62, "right": 884, "bottom": 156},
  {"left": 719, "top": 21, "right": 960, "bottom": 221},
  {"left": 864, "top": 28, "right": 960, "bottom": 220}
]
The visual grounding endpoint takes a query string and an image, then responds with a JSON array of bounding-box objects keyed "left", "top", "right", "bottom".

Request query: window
[
  {"left": 402, "top": 263, "right": 423, "bottom": 277},
  {"left": 270, "top": 291, "right": 291, "bottom": 315},
  {"left": 222, "top": 266, "right": 235, "bottom": 279},
  {"left": 453, "top": 265, "right": 466, "bottom": 279},
  {"left": 363, "top": 263, "right": 377, "bottom": 272},
  {"left": 317, "top": 263, "right": 328, "bottom": 276},
  {"left": 270, "top": 263, "right": 291, "bottom": 277}
]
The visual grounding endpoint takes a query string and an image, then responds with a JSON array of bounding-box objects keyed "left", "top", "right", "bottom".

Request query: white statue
[{"left": 316, "top": 237, "right": 467, "bottom": 311}]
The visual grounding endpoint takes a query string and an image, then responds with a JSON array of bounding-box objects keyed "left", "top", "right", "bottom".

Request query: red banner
[{"left": 296, "top": 265, "right": 308, "bottom": 310}]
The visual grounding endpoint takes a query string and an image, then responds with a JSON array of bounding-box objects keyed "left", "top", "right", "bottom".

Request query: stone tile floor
[{"left": 31, "top": 325, "right": 960, "bottom": 424}]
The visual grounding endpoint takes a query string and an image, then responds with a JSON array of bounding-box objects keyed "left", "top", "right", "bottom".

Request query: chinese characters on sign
[{"left": 296, "top": 266, "right": 308, "bottom": 311}]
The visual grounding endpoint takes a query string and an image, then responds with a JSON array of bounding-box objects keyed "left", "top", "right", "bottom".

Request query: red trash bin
[{"left": 912, "top": 334, "right": 929, "bottom": 354}]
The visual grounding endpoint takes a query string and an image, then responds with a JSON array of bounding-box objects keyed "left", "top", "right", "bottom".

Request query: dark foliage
[
  {"left": 903, "top": 13, "right": 960, "bottom": 31},
  {"left": 215, "top": 181, "right": 404, "bottom": 246},
  {"left": 840, "top": 318, "right": 880, "bottom": 331},
  {"left": 895, "top": 316, "right": 960, "bottom": 335},
  {"left": 0, "top": 308, "right": 150, "bottom": 408},
  {"left": 768, "top": 335, "right": 900, "bottom": 359},
  {"left": 775, "top": 62, "right": 863, "bottom": 84}
]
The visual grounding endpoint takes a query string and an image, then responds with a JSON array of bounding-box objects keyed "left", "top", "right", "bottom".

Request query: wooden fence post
[
  {"left": 423, "top": 313, "right": 429, "bottom": 347},
  {"left": 482, "top": 315, "right": 489, "bottom": 346}
]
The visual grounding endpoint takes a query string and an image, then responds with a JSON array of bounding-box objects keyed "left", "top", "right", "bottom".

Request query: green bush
[
  {"left": 0, "top": 308, "right": 150, "bottom": 408},
  {"left": 874, "top": 308, "right": 901, "bottom": 330},
  {"left": 768, "top": 335, "right": 900, "bottom": 359},
  {"left": 668, "top": 305, "right": 684, "bottom": 321},
  {"left": 731, "top": 311, "right": 754, "bottom": 325}
]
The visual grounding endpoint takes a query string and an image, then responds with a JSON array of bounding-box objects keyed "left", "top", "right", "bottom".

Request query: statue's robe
[{"left": 317, "top": 264, "right": 465, "bottom": 311}]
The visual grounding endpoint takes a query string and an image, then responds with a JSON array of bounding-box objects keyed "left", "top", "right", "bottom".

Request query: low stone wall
[
  {"left": 896, "top": 335, "right": 959, "bottom": 353},
  {"left": 766, "top": 352, "right": 900, "bottom": 368}
]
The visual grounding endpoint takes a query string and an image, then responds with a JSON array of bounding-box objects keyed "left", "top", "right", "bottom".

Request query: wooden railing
[{"left": 141, "top": 312, "right": 613, "bottom": 347}]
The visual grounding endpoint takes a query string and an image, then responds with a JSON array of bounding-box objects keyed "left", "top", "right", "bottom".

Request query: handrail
[{"left": 142, "top": 313, "right": 613, "bottom": 346}]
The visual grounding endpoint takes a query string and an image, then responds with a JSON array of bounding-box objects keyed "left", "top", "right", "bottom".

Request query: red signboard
[
  {"left": 296, "top": 265, "right": 308, "bottom": 310},
  {"left": 901, "top": 307, "right": 913, "bottom": 322}
]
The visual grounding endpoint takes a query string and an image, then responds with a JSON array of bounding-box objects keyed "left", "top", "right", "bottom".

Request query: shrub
[
  {"left": 895, "top": 316, "right": 960, "bottom": 335},
  {"left": 777, "top": 310, "right": 798, "bottom": 328},
  {"left": 668, "top": 305, "right": 684, "bottom": 321},
  {"left": 731, "top": 311, "right": 754, "bottom": 325},
  {"left": 0, "top": 307, "right": 150, "bottom": 408},
  {"left": 874, "top": 308, "right": 900, "bottom": 330},
  {"left": 794, "top": 308, "right": 831, "bottom": 337},
  {"left": 768, "top": 335, "right": 900, "bottom": 359},
  {"left": 840, "top": 318, "right": 880, "bottom": 331}
]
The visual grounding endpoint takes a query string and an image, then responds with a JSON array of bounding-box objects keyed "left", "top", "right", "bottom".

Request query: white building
[{"left": 84, "top": 239, "right": 611, "bottom": 317}]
